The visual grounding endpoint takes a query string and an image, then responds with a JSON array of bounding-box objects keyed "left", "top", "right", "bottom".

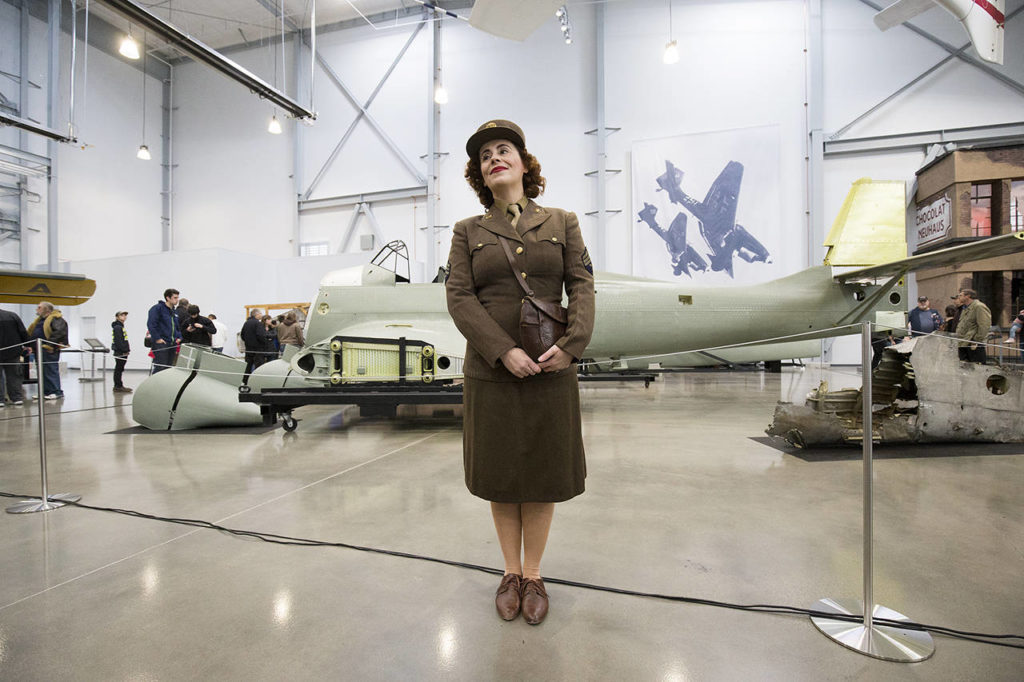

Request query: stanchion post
[
  {"left": 6, "top": 338, "right": 82, "bottom": 514},
  {"left": 807, "top": 320, "right": 934, "bottom": 662},
  {"left": 861, "top": 319, "right": 873, "bottom": 633}
]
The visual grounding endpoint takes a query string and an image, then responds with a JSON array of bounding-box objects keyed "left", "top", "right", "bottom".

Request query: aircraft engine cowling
[{"left": 289, "top": 332, "right": 463, "bottom": 385}]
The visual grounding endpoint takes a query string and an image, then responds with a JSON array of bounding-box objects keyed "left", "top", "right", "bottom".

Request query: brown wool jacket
[
  {"left": 446, "top": 199, "right": 595, "bottom": 382},
  {"left": 276, "top": 320, "right": 305, "bottom": 347},
  {"left": 955, "top": 298, "right": 992, "bottom": 347}
]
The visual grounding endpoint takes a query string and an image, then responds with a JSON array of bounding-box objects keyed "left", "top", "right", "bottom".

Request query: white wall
[
  {"left": 56, "top": 43, "right": 164, "bottom": 261},
  {"left": 173, "top": 44, "right": 295, "bottom": 258}
]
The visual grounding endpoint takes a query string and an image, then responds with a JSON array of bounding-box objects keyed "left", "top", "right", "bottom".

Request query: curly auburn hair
[{"left": 464, "top": 145, "right": 546, "bottom": 208}]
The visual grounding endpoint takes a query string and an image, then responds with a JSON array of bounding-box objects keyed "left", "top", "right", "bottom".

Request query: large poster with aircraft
[{"left": 631, "top": 125, "right": 785, "bottom": 285}]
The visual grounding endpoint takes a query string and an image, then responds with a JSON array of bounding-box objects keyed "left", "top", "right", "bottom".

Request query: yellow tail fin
[{"left": 823, "top": 179, "right": 907, "bottom": 267}]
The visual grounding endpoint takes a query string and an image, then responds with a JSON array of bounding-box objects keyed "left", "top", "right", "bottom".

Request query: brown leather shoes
[
  {"left": 520, "top": 578, "right": 549, "bottom": 625},
  {"left": 495, "top": 573, "right": 522, "bottom": 620}
]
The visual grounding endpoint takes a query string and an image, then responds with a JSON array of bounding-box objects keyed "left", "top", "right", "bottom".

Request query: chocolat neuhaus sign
[{"left": 916, "top": 193, "right": 951, "bottom": 248}]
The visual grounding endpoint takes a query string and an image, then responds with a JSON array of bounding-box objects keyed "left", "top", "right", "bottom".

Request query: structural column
[
  {"left": 293, "top": 33, "right": 306, "bottom": 257},
  {"left": 46, "top": 0, "right": 60, "bottom": 271},
  {"left": 805, "top": 0, "right": 827, "bottom": 361},
  {"left": 161, "top": 64, "right": 174, "bottom": 252},
  {"left": 425, "top": 10, "right": 441, "bottom": 279},
  {"left": 593, "top": 1, "right": 607, "bottom": 270}
]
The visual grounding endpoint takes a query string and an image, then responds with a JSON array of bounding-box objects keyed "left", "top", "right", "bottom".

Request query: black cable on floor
[{"left": 1, "top": 491, "right": 1021, "bottom": 651}]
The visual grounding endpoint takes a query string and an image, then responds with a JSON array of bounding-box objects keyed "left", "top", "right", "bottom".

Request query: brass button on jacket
[{"left": 515, "top": 246, "right": 524, "bottom": 254}]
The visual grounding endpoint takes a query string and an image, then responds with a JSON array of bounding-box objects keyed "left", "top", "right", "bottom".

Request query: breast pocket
[
  {"left": 530, "top": 230, "right": 566, "bottom": 275},
  {"left": 470, "top": 237, "right": 503, "bottom": 284}
]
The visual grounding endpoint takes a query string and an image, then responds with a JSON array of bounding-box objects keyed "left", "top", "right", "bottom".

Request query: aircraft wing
[
  {"left": 469, "top": 0, "right": 564, "bottom": 41},
  {"left": 0, "top": 269, "right": 97, "bottom": 306},
  {"left": 700, "top": 161, "right": 743, "bottom": 239},
  {"left": 873, "top": 0, "right": 937, "bottom": 30},
  {"left": 834, "top": 232, "right": 1024, "bottom": 283}
]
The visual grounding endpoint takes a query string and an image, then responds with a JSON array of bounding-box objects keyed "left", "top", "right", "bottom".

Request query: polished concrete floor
[{"left": 0, "top": 367, "right": 1021, "bottom": 680}]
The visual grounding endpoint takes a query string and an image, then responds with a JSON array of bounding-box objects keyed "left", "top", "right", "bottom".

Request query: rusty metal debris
[{"left": 766, "top": 335, "right": 1024, "bottom": 447}]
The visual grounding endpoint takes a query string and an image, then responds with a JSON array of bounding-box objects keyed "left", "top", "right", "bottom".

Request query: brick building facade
[{"left": 913, "top": 145, "right": 1024, "bottom": 328}]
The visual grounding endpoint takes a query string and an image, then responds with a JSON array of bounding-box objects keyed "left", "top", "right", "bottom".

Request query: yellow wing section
[
  {"left": 0, "top": 270, "right": 96, "bottom": 306},
  {"left": 823, "top": 179, "right": 907, "bottom": 266}
]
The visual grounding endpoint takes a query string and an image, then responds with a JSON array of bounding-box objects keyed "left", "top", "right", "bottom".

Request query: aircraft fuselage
[{"left": 299, "top": 266, "right": 903, "bottom": 376}]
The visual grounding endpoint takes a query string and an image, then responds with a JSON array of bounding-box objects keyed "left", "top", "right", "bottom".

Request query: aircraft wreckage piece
[
  {"left": 766, "top": 335, "right": 1024, "bottom": 447},
  {"left": 132, "top": 344, "right": 303, "bottom": 430}
]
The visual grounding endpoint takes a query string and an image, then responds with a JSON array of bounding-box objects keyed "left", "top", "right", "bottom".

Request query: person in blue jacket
[{"left": 147, "top": 288, "right": 181, "bottom": 374}]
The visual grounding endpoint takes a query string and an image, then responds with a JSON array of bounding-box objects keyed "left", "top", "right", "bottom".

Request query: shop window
[
  {"left": 971, "top": 183, "right": 992, "bottom": 237},
  {"left": 1012, "top": 180, "right": 1024, "bottom": 233}
]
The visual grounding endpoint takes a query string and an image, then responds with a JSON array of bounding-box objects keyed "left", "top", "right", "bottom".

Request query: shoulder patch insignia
[{"left": 581, "top": 248, "right": 593, "bottom": 275}]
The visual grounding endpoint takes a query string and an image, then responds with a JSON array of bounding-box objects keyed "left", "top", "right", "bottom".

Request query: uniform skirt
[{"left": 462, "top": 370, "right": 586, "bottom": 503}]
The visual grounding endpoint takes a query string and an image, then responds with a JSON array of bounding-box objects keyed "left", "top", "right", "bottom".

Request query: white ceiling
[{"left": 89, "top": 0, "right": 427, "bottom": 59}]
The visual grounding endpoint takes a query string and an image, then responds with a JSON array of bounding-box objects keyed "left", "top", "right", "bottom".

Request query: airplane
[
  {"left": 468, "top": 0, "right": 566, "bottom": 41},
  {"left": 653, "top": 160, "right": 772, "bottom": 277},
  {"left": 130, "top": 179, "right": 1024, "bottom": 430},
  {"left": 0, "top": 270, "right": 97, "bottom": 307},
  {"left": 873, "top": 0, "right": 1005, "bottom": 64},
  {"left": 637, "top": 203, "right": 708, "bottom": 277}
]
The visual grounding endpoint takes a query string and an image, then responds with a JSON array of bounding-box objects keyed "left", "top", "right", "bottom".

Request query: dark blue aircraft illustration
[
  {"left": 637, "top": 203, "right": 707, "bottom": 277},
  {"left": 648, "top": 159, "right": 772, "bottom": 278}
]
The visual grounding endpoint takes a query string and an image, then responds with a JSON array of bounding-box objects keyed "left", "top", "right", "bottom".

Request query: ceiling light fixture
[
  {"left": 664, "top": 1, "right": 679, "bottom": 64},
  {"left": 663, "top": 40, "right": 679, "bottom": 64},
  {"left": 556, "top": 5, "right": 572, "bottom": 46},
  {"left": 136, "top": 144, "right": 151, "bottom": 160},
  {"left": 119, "top": 34, "right": 140, "bottom": 60},
  {"left": 268, "top": 113, "right": 282, "bottom": 135}
]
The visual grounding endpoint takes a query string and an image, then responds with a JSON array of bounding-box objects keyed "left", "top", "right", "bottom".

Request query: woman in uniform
[{"left": 445, "top": 120, "right": 595, "bottom": 625}]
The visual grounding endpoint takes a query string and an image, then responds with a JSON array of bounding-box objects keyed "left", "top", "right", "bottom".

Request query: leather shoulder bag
[{"left": 498, "top": 235, "right": 568, "bottom": 361}]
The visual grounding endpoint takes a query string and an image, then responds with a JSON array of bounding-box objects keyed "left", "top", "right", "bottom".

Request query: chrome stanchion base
[
  {"left": 6, "top": 493, "right": 83, "bottom": 514},
  {"left": 810, "top": 598, "right": 934, "bottom": 662}
]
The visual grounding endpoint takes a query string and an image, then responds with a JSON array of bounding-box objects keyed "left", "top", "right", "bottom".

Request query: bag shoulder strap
[
  {"left": 497, "top": 236, "right": 567, "bottom": 324},
  {"left": 498, "top": 235, "right": 535, "bottom": 297}
]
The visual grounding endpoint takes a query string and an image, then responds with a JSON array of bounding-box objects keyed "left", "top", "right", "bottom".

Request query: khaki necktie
[{"left": 508, "top": 202, "right": 522, "bottom": 228}]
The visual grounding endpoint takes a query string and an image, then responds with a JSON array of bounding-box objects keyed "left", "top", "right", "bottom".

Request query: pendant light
[
  {"left": 663, "top": 1, "right": 679, "bottom": 65},
  {"left": 119, "top": 33, "right": 140, "bottom": 60},
  {"left": 267, "top": 0, "right": 286, "bottom": 134},
  {"left": 268, "top": 113, "right": 282, "bottom": 134},
  {"left": 136, "top": 31, "right": 150, "bottom": 160}
]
